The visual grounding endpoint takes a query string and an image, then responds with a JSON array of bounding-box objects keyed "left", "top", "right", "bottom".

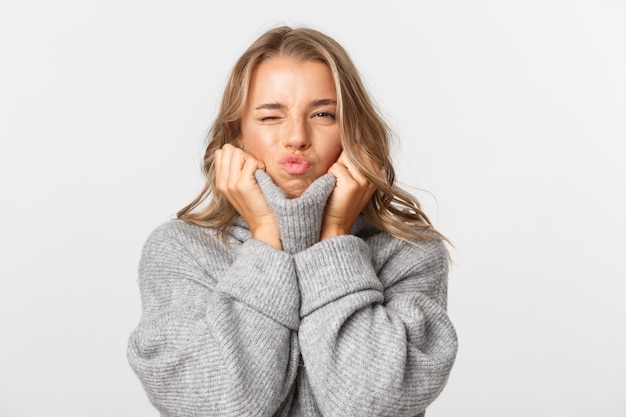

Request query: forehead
[{"left": 247, "top": 58, "right": 336, "bottom": 103}]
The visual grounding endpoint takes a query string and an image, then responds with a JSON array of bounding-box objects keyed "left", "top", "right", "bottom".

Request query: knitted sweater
[{"left": 127, "top": 171, "right": 457, "bottom": 417}]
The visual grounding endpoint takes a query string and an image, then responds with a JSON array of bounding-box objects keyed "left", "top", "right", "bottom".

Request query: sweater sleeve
[
  {"left": 293, "top": 234, "right": 457, "bottom": 417},
  {"left": 127, "top": 222, "right": 300, "bottom": 417}
]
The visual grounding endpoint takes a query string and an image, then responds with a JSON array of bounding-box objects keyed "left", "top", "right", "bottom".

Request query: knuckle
[
  {"left": 234, "top": 182, "right": 247, "bottom": 193},
  {"left": 345, "top": 180, "right": 359, "bottom": 192},
  {"left": 216, "top": 181, "right": 227, "bottom": 193},
  {"left": 226, "top": 179, "right": 238, "bottom": 193}
]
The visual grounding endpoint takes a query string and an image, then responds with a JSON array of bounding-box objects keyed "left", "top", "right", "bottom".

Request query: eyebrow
[
  {"left": 255, "top": 102, "right": 284, "bottom": 110},
  {"left": 310, "top": 99, "right": 337, "bottom": 107},
  {"left": 254, "top": 99, "right": 337, "bottom": 110}
]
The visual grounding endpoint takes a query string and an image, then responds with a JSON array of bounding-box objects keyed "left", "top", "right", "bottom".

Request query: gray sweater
[{"left": 127, "top": 171, "right": 457, "bottom": 417}]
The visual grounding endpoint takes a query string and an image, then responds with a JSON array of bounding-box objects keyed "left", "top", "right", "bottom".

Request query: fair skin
[{"left": 214, "top": 57, "right": 375, "bottom": 250}]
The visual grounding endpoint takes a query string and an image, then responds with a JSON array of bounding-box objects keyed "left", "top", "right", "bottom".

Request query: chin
[
  {"left": 283, "top": 188, "right": 306, "bottom": 199},
  {"left": 280, "top": 180, "right": 311, "bottom": 199}
]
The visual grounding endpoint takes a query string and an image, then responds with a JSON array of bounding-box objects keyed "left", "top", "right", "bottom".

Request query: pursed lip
[{"left": 279, "top": 154, "right": 312, "bottom": 175}]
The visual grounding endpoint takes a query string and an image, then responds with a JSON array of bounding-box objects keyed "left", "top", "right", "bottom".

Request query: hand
[
  {"left": 320, "top": 151, "right": 377, "bottom": 240},
  {"left": 214, "top": 144, "right": 282, "bottom": 250}
]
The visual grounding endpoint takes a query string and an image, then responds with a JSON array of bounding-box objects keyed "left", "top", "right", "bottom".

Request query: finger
[
  {"left": 337, "top": 153, "right": 369, "bottom": 185},
  {"left": 328, "top": 162, "right": 358, "bottom": 191},
  {"left": 216, "top": 144, "right": 237, "bottom": 193},
  {"left": 327, "top": 159, "right": 347, "bottom": 178},
  {"left": 334, "top": 156, "right": 377, "bottom": 206},
  {"left": 227, "top": 148, "right": 246, "bottom": 187},
  {"left": 240, "top": 153, "right": 260, "bottom": 183},
  {"left": 341, "top": 151, "right": 380, "bottom": 193}
]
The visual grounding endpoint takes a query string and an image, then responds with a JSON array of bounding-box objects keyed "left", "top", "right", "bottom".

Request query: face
[{"left": 239, "top": 57, "right": 342, "bottom": 198}]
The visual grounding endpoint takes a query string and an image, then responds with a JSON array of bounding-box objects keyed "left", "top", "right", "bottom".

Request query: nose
[{"left": 283, "top": 118, "right": 311, "bottom": 151}]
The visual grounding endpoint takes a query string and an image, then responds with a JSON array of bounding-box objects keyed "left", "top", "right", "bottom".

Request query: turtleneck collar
[{"left": 231, "top": 170, "right": 336, "bottom": 254}]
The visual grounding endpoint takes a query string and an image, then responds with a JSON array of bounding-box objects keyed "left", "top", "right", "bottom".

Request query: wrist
[
  {"left": 319, "top": 224, "right": 351, "bottom": 241},
  {"left": 251, "top": 221, "right": 282, "bottom": 250}
]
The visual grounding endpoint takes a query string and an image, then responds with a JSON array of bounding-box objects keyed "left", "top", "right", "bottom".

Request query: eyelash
[{"left": 259, "top": 113, "right": 336, "bottom": 121}]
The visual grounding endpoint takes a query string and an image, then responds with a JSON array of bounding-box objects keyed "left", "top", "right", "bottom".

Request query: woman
[{"left": 128, "top": 26, "right": 457, "bottom": 417}]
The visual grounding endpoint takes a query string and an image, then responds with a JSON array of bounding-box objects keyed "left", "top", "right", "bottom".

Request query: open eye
[{"left": 313, "top": 112, "right": 336, "bottom": 119}]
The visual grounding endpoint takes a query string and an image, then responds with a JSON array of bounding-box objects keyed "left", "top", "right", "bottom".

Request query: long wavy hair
[{"left": 177, "top": 26, "right": 445, "bottom": 242}]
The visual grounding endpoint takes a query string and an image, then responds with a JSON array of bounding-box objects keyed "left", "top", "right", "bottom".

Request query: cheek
[
  {"left": 244, "top": 144, "right": 267, "bottom": 163},
  {"left": 241, "top": 129, "right": 269, "bottom": 159},
  {"left": 322, "top": 145, "right": 343, "bottom": 170}
]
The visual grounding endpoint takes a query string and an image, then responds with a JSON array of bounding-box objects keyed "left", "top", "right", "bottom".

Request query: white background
[{"left": 1, "top": 0, "right": 624, "bottom": 416}]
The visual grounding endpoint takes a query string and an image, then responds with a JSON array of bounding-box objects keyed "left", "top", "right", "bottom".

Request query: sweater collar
[{"left": 232, "top": 170, "right": 336, "bottom": 254}]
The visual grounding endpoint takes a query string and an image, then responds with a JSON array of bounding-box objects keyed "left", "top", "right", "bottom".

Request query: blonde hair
[{"left": 178, "top": 26, "right": 445, "bottom": 242}]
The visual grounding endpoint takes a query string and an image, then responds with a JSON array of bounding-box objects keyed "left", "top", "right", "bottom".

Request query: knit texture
[{"left": 127, "top": 171, "right": 457, "bottom": 417}]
